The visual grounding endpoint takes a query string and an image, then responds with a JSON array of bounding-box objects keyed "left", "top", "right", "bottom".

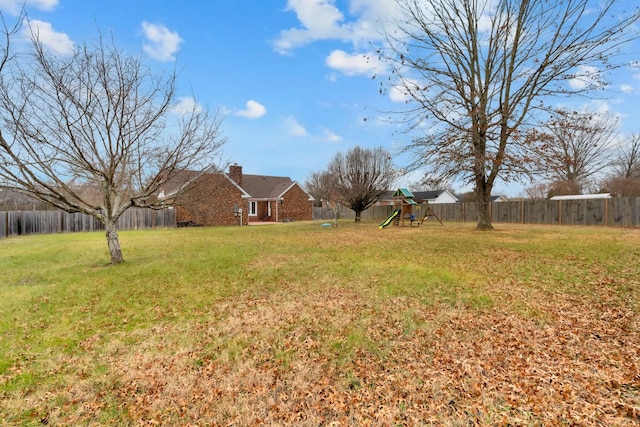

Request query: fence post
[{"left": 558, "top": 200, "right": 562, "bottom": 225}]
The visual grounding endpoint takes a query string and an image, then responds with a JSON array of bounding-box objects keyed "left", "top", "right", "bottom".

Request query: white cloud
[
  {"left": 285, "top": 115, "right": 307, "bottom": 136},
  {"left": 283, "top": 115, "right": 340, "bottom": 142},
  {"left": 272, "top": 0, "right": 391, "bottom": 54},
  {"left": 325, "top": 49, "right": 387, "bottom": 76},
  {"left": 141, "top": 22, "right": 183, "bottom": 62},
  {"left": 389, "top": 81, "right": 416, "bottom": 103},
  {"left": 326, "top": 73, "right": 338, "bottom": 82},
  {"left": 319, "top": 128, "right": 341, "bottom": 143},
  {"left": 272, "top": 0, "right": 348, "bottom": 54},
  {"left": 348, "top": 0, "right": 398, "bottom": 41},
  {"left": 23, "top": 19, "right": 73, "bottom": 55},
  {"left": 0, "top": 0, "right": 58, "bottom": 15},
  {"left": 235, "top": 100, "right": 267, "bottom": 119},
  {"left": 621, "top": 84, "right": 634, "bottom": 94},
  {"left": 568, "top": 65, "right": 601, "bottom": 90},
  {"left": 579, "top": 100, "right": 615, "bottom": 116},
  {"left": 171, "top": 97, "right": 203, "bottom": 115},
  {"left": 477, "top": 13, "right": 494, "bottom": 33}
]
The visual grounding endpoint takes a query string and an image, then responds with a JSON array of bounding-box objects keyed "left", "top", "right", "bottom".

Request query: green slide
[{"left": 378, "top": 209, "right": 401, "bottom": 229}]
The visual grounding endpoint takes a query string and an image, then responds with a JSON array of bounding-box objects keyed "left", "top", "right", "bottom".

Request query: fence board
[
  {"left": 609, "top": 197, "right": 640, "bottom": 227},
  {"left": 0, "top": 208, "right": 176, "bottom": 239},
  {"left": 312, "top": 197, "right": 640, "bottom": 228}
]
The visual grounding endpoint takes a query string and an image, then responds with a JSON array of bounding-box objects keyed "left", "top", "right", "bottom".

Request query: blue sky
[{"left": 3, "top": 0, "right": 640, "bottom": 196}]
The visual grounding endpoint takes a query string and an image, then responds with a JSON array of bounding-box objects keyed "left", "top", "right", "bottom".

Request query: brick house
[{"left": 160, "top": 165, "right": 314, "bottom": 226}]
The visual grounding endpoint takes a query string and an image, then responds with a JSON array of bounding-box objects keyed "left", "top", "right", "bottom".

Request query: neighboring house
[
  {"left": 491, "top": 195, "right": 509, "bottom": 202},
  {"left": 372, "top": 190, "right": 397, "bottom": 206},
  {"left": 160, "top": 164, "right": 314, "bottom": 226},
  {"left": 412, "top": 190, "right": 459, "bottom": 204},
  {"left": 455, "top": 193, "right": 508, "bottom": 203},
  {"left": 375, "top": 189, "right": 459, "bottom": 206}
]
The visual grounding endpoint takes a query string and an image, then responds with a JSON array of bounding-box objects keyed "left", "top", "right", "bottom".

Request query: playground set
[{"left": 378, "top": 188, "right": 443, "bottom": 229}]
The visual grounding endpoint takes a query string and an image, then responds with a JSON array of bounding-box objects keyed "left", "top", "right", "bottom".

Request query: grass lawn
[{"left": 1, "top": 221, "right": 639, "bottom": 426}]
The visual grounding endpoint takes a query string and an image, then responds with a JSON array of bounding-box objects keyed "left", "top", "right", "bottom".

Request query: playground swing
[
  {"left": 420, "top": 201, "right": 443, "bottom": 226},
  {"left": 378, "top": 188, "right": 443, "bottom": 228}
]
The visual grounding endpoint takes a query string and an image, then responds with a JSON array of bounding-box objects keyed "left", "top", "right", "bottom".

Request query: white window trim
[{"left": 249, "top": 201, "right": 258, "bottom": 216}]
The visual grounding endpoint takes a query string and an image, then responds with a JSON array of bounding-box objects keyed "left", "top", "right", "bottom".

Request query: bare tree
[
  {"left": 323, "top": 146, "right": 396, "bottom": 222},
  {"left": 0, "top": 188, "right": 51, "bottom": 210},
  {"left": 601, "top": 133, "right": 640, "bottom": 196},
  {"left": 612, "top": 133, "right": 640, "bottom": 179},
  {"left": 522, "top": 182, "right": 552, "bottom": 200},
  {"left": 380, "top": 0, "right": 639, "bottom": 229},
  {"left": 600, "top": 175, "right": 640, "bottom": 197},
  {"left": 304, "top": 170, "right": 335, "bottom": 208},
  {"left": 0, "top": 32, "right": 226, "bottom": 264},
  {"left": 532, "top": 110, "right": 618, "bottom": 193}
]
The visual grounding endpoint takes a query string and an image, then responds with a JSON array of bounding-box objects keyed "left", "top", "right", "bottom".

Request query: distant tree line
[{"left": 0, "top": 189, "right": 52, "bottom": 210}]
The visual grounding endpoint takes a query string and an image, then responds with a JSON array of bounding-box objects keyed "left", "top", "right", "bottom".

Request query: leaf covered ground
[{"left": 1, "top": 223, "right": 639, "bottom": 426}]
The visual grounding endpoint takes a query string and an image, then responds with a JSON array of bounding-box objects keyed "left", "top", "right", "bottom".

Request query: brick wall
[
  {"left": 171, "top": 168, "right": 312, "bottom": 225},
  {"left": 280, "top": 183, "right": 313, "bottom": 221},
  {"left": 228, "top": 164, "right": 242, "bottom": 187},
  {"left": 174, "top": 174, "right": 247, "bottom": 226}
]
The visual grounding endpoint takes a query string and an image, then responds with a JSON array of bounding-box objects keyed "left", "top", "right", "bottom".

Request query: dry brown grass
[{"left": 1, "top": 222, "right": 639, "bottom": 425}]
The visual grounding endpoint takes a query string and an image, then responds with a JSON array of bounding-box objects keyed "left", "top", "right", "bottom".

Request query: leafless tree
[
  {"left": 600, "top": 175, "right": 640, "bottom": 197},
  {"left": 379, "top": 0, "right": 639, "bottom": 229},
  {"left": 522, "top": 182, "right": 552, "bottom": 200},
  {"left": 304, "top": 170, "right": 335, "bottom": 208},
  {"left": 601, "top": 133, "right": 640, "bottom": 196},
  {"left": 532, "top": 110, "right": 618, "bottom": 193},
  {"left": 0, "top": 188, "right": 50, "bottom": 210},
  {"left": 407, "top": 171, "right": 453, "bottom": 193},
  {"left": 321, "top": 146, "right": 397, "bottom": 222},
  {"left": 0, "top": 31, "right": 226, "bottom": 264},
  {"left": 612, "top": 133, "right": 640, "bottom": 179}
]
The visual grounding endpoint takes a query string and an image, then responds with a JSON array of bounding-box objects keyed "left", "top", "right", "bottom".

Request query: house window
[
  {"left": 249, "top": 201, "right": 257, "bottom": 216},
  {"left": 268, "top": 201, "right": 271, "bottom": 217}
]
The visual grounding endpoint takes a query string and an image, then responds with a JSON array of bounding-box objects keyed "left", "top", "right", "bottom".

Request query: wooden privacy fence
[
  {"left": 313, "top": 197, "right": 640, "bottom": 227},
  {"left": 0, "top": 207, "right": 176, "bottom": 239}
]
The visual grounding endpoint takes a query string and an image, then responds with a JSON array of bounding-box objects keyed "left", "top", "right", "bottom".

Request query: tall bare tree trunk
[
  {"left": 475, "top": 179, "right": 494, "bottom": 231},
  {"left": 382, "top": 0, "right": 639, "bottom": 229},
  {"left": 105, "top": 220, "right": 124, "bottom": 264}
]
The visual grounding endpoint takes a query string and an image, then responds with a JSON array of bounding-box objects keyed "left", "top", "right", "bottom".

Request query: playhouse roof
[{"left": 393, "top": 188, "right": 415, "bottom": 198}]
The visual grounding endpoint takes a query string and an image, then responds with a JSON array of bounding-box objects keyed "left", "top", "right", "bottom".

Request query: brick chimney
[{"left": 229, "top": 164, "right": 242, "bottom": 186}]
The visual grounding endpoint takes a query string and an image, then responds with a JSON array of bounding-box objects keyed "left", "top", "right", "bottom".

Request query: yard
[{"left": 1, "top": 221, "right": 639, "bottom": 425}]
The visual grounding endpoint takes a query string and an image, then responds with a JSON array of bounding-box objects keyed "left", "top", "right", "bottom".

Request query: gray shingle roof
[
  {"left": 241, "top": 174, "right": 293, "bottom": 199},
  {"left": 412, "top": 190, "right": 447, "bottom": 202}
]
